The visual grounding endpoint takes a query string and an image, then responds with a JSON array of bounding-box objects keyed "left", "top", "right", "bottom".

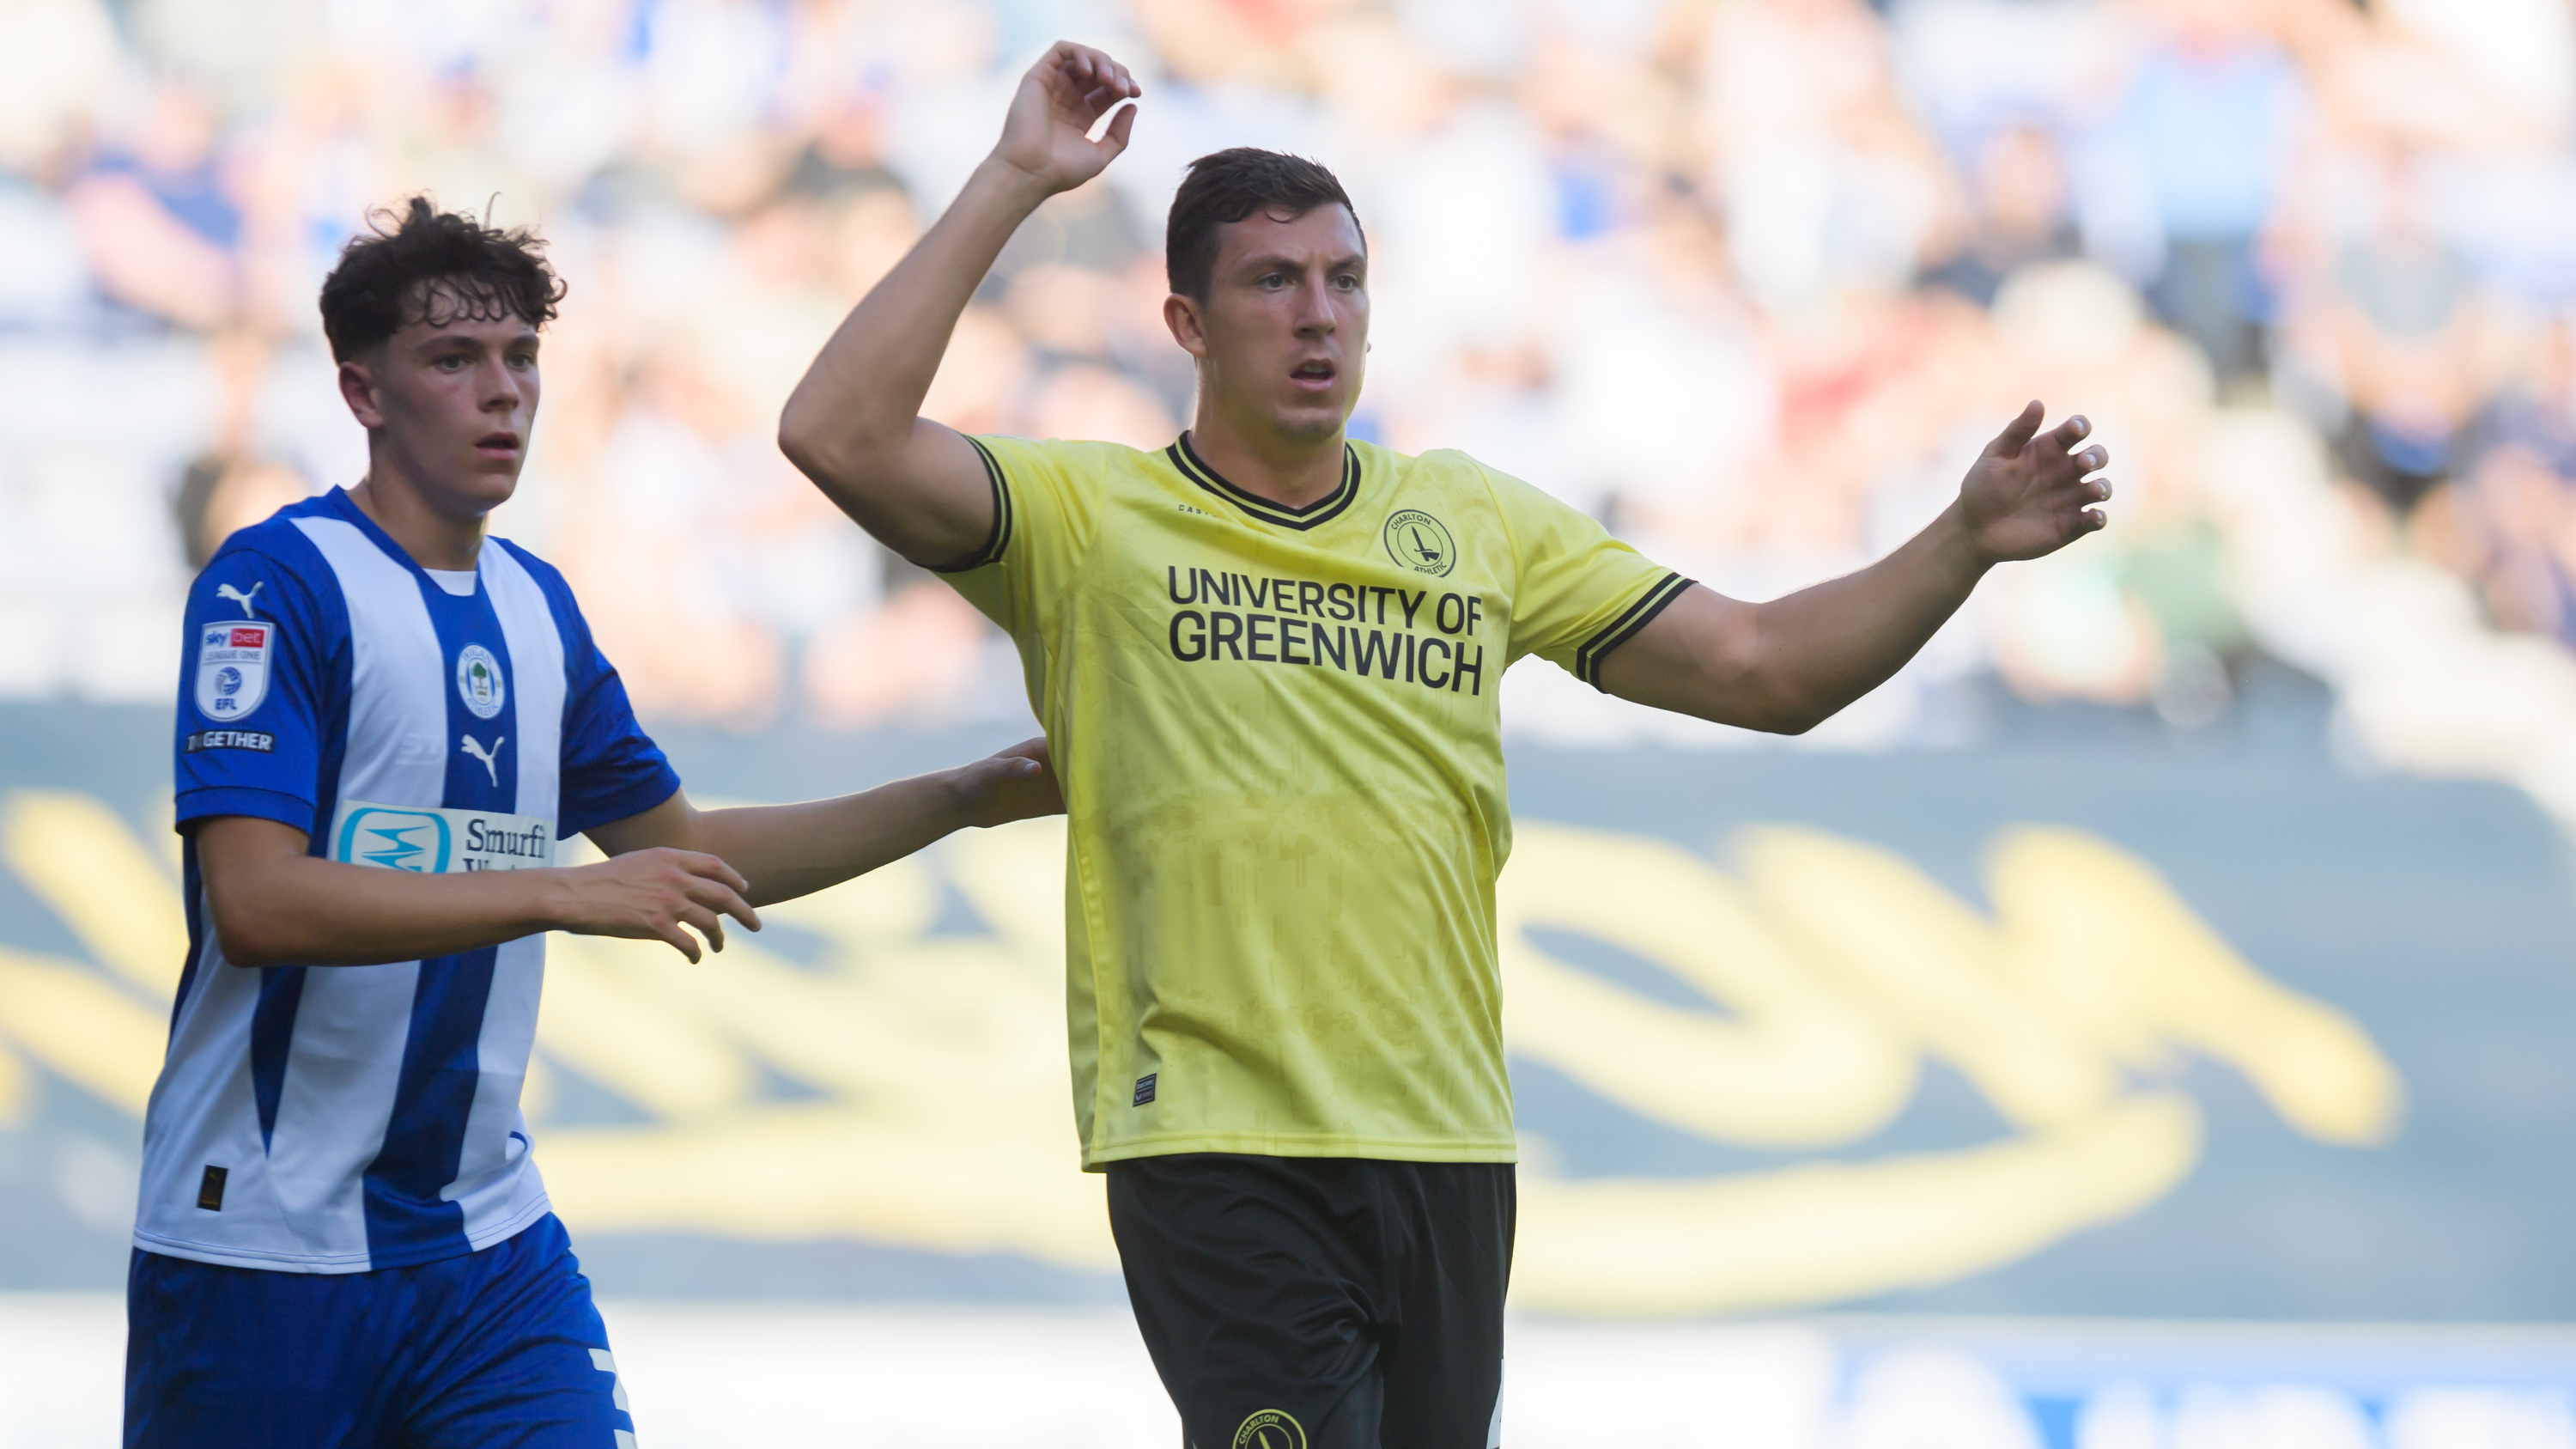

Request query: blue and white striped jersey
[{"left": 140, "top": 487, "right": 680, "bottom": 1273}]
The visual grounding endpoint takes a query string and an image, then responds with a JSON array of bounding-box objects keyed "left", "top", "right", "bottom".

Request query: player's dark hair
[
  {"left": 1165, "top": 149, "right": 1360, "bottom": 302},
  {"left": 317, "top": 197, "right": 566, "bottom": 362}
]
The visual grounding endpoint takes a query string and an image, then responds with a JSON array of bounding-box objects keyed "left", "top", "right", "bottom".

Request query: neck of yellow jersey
[{"left": 1170, "top": 432, "right": 1363, "bottom": 533}]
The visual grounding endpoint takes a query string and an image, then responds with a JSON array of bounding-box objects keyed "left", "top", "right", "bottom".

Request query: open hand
[
  {"left": 991, "top": 42, "right": 1140, "bottom": 195},
  {"left": 1956, "top": 402, "right": 2111, "bottom": 564},
  {"left": 956, "top": 736, "right": 1065, "bottom": 828},
  {"left": 557, "top": 847, "right": 760, "bottom": 963}
]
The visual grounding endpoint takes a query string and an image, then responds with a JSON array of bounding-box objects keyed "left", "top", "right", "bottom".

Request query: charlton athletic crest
[
  {"left": 455, "top": 644, "right": 507, "bottom": 721},
  {"left": 1382, "top": 508, "right": 1457, "bottom": 577},
  {"left": 195, "top": 618, "right": 275, "bottom": 721}
]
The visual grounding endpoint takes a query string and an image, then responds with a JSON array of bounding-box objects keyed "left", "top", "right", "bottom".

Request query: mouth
[
  {"left": 474, "top": 432, "right": 521, "bottom": 459},
  {"left": 1289, "top": 359, "right": 1338, "bottom": 393}
]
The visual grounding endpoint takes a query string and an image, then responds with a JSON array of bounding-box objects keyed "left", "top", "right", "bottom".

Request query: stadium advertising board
[
  {"left": 5, "top": 702, "right": 2572, "bottom": 1326},
  {"left": 10, "top": 702, "right": 2576, "bottom": 1440}
]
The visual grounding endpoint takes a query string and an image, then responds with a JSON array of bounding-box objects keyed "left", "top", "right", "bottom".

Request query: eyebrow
[
  {"left": 1238, "top": 252, "right": 1369, "bottom": 275},
  {"left": 418, "top": 328, "right": 539, "bottom": 350}
]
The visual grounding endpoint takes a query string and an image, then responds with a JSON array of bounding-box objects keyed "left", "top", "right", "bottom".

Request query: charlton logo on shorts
[
  {"left": 195, "top": 618, "right": 275, "bottom": 721},
  {"left": 1233, "top": 1409, "right": 1306, "bottom": 1449}
]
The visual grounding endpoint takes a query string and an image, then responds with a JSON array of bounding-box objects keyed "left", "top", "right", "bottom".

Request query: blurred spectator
[
  {"left": 173, "top": 454, "right": 312, "bottom": 569},
  {"left": 1696, "top": 0, "right": 1954, "bottom": 307},
  {"left": 67, "top": 78, "right": 244, "bottom": 331},
  {"left": 2315, "top": 143, "right": 2483, "bottom": 514},
  {"left": 2459, "top": 314, "right": 2576, "bottom": 646},
  {"left": 804, "top": 580, "right": 993, "bottom": 728},
  {"left": 0, "top": 0, "right": 119, "bottom": 174},
  {"left": 2464, "top": 445, "right": 2576, "bottom": 648},
  {"left": 2102, "top": 0, "right": 2306, "bottom": 389},
  {"left": 1922, "top": 120, "right": 2081, "bottom": 308},
  {"left": 6, "top": 0, "right": 2575, "bottom": 744}
]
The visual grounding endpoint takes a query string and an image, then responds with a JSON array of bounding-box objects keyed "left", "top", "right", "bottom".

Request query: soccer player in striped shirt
[
  {"left": 129, "top": 198, "right": 1063, "bottom": 1448},
  {"left": 781, "top": 43, "right": 2115, "bottom": 1449}
]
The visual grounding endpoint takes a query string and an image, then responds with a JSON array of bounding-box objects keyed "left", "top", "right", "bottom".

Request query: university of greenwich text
[{"left": 1164, "top": 565, "right": 1492, "bottom": 696}]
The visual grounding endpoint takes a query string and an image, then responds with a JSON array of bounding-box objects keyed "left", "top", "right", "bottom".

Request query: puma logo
[
  {"left": 216, "top": 582, "right": 264, "bottom": 619},
  {"left": 460, "top": 734, "right": 504, "bottom": 787}
]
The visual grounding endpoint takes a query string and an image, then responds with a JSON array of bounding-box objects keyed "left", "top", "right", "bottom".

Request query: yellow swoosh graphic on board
[{"left": 0, "top": 790, "right": 2401, "bottom": 1313}]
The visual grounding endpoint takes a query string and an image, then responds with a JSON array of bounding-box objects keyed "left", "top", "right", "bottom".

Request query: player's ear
[
  {"left": 1163, "top": 292, "right": 1210, "bottom": 361},
  {"left": 337, "top": 354, "right": 386, "bottom": 429}
]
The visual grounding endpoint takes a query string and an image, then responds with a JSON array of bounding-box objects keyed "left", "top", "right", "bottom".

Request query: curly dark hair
[
  {"left": 1165, "top": 149, "right": 1360, "bottom": 302},
  {"left": 318, "top": 197, "right": 566, "bottom": 362}
]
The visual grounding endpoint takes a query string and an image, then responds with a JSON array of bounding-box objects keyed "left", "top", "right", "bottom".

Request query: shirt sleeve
[
  {"left": 553, "top": 590, "right": 683, "bottom": 837},
  {"left": 938, "top": 435, "right": 1104, "bottom": 640},
  {"left": 1486, "top": 464, "right": 1694, "bottom": 690},
  {"left": 173, "top": 548, "right": 337, "bottom": 835}
]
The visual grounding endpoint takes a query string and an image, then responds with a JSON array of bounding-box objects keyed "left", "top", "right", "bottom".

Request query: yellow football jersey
[{"left": 945, "top": 433, "right": 1689, "bottom": 1168}]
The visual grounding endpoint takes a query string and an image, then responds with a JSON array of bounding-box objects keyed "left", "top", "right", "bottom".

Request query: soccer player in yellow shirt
[{"left": 781, "top": 42, "right": 2111, "bottom": 1449}]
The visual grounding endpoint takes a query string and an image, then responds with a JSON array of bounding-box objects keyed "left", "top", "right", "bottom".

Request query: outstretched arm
[
  {"left": 583, "top": 738, "right": 1064, "bottom": 908},
  {"left": 778, "top": 42, "right": 1139, "bottom": 568},
  {"left": 198, "top": 742, "right": 1061, "bottom": 968},
  {"left": 1599, "top": 404, "right": 2110, "bottom": 733},
  {"left": 197, "top": 819, "right": 759, "bottom": 968}
]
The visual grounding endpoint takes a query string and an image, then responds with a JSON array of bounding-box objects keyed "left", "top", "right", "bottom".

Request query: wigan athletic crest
[{"left": 454, "top": 643, "right": 507, "bottom": 721}]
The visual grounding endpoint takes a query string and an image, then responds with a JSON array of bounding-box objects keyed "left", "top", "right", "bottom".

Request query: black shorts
[{"left": 1106, "top": 1153, "right": 1514, "bottom": 1449}]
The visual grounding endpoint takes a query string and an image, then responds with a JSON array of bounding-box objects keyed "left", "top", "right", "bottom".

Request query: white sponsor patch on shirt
[
  {"left": 328, "top": 800, "right": 556, "bottom": 874},
  {"left": 195, "top": 620, "right": 276, "bottom": 721}
]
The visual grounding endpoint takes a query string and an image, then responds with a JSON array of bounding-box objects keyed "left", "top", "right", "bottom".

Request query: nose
[
  {"left": 480, "top": 358, "right": 523, "bottom": 412},
  {"left": 1294, "top": 269, "right": 1337, "bottom": 337}
]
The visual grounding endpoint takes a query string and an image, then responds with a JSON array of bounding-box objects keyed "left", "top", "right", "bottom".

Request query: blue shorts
[{"left": 125, "top": 1215, "right": 635, "bottom": 1449}]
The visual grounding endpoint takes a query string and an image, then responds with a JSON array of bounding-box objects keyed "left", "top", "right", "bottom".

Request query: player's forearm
[
  {"left": 779, "top": 157, "right": 1052, "bottom": 491},
  {"left": 1739, "top": 504, "right": 1990, "bottom": 730},
  {"left": 685, "top": 772, "right": 975, "bottom": 907},
  {"left": 1606, "top": 509, "right": 1991, "bottom": 733},
  {"left": 211, "top": 855, "right": 570, "bottom": 969}
]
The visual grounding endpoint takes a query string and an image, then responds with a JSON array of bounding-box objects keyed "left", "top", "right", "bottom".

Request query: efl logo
[{"left": 195, "top": 616, "right": 276, "bottom": 720}]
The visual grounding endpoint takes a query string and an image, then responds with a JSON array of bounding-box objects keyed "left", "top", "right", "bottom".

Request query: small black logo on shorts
[
  {"left": 197, "top": 1166, "right": 228, "bottom": 1211},
  {"left": 1234, "top": 1409, "right": 1307, "bottom": 1449},
  {"left": 1382, "top": 509, "right": 1456, "bottom": 576},
  {"left": 1133, "top": 1073, "right": 1157, "bottom": 1107}
]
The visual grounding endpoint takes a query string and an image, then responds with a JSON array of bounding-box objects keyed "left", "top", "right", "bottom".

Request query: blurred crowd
[{"left": 7, "top": 0, "right": 2576, "bottom": 750}]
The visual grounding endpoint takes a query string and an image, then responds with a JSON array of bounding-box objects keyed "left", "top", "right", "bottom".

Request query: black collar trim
[{"left": 1166, "top": 433, "right": 1361, "bottom": 531}]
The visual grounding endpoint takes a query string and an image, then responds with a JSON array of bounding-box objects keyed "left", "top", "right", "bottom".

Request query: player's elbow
[
  {"left": 210, "top": 902, "right": 293, "bottom": 969},
  {"left": 1700, "top": 692, "right": 1826, "bottom": 736},
  {"left": 1732, "top": 673, "right": 1840, "bottom": 735},
  {"left": 779, "top": 391, "right": 908, "bottom": 496},
  {"left": 776, "top": 405, "right": 849, "bottom": 491},
  {"left": 1757, "top": 705, "right": 1827, "bottom": 737},
  {"left": 1689, "top": 615, "right": 1819, "bottom": 734}
]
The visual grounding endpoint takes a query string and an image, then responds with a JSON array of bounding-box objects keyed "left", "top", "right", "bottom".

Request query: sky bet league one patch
[{"left": 195, "top": 618, "right": 275, "bottom": 721}]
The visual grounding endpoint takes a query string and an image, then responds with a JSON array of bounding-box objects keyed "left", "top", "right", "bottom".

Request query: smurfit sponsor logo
[
  {"left": 330, "top": 801, "right": 556, "bottom": 874},
  {"left": 464, "top": 815, "right": 552, "bottom": 866}
]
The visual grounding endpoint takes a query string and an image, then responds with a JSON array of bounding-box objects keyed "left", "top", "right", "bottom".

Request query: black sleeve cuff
[{"left": 1575, "top": 573, "right": 1693, "bottom": 690}]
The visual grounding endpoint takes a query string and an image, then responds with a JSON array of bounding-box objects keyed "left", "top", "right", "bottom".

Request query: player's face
[
  {"left": 340, "top": 288, "right": 541, "bottom": 518},
  {"left": 1171, "top": 204, "right": 1368, "bottom": 442}
]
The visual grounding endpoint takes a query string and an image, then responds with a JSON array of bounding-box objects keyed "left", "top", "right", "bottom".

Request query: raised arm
[
  {"left": 777, "top": 42, "right": 1139, "bottom": 568},
  {"left": 581, "top": 737, "right": 1065, "bottom": 908},
  {"left": 1600, "top": 404, "right": 2109, "bottom": 733}
]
